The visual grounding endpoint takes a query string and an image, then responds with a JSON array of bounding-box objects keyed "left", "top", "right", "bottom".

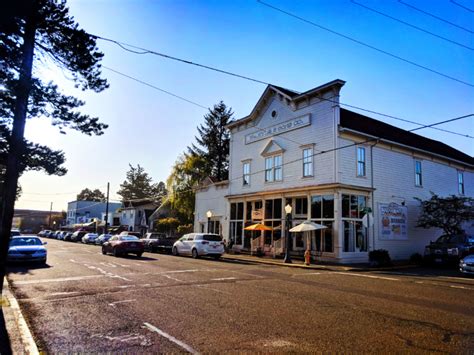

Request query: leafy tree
[
  {"left": 166, "top": 154, "right": 208, "bottom": 223},
  {"left": 188, "top": 101, "right": 232, "bottom": 181},
  {"left": 154, "top": 217, "right": 180, "bottom": 235},
  {"left": 76, "top": 188, "right": 105, "bottom": 202},
  {"left": 0, "top": 0, "right": 108, "bottom": 290},
  {"left": 117, "top": 164, "right": 165, "bottom": 202},
  {"left": 416, "top": 193, "right": 474, "bottom": 235}
]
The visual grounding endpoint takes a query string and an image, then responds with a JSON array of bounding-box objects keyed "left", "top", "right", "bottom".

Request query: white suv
[{"left": 172, "top": 233, "right": 224, "bottom": 259}]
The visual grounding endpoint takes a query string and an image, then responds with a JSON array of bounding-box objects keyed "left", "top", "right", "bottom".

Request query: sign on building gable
[
  {"left": 245, "top": 114, "right": 311, "bottom": 144},
  {"left": 378, "top": 203, "right": 408, "bottom": 240}
]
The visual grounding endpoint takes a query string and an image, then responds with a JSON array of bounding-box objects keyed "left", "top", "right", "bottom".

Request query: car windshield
[
  {"left": 11, "top": 230, "right": 21, "bottom": 237},
  {"left": 202, "top": 234, "right": 222, "bottom": 242},
  {"left": 435, "top": 235, "right": 451, "bottom": 243},
  {"left": 120, "top": 236, "right": 139, "bottom": 241},
  {"left": 10, "top": 238, "right": 43, "bottom": 246}
]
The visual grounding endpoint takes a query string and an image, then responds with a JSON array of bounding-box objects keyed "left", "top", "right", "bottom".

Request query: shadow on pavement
[
  {"left": 0, "top": 308, "right": 12, "bottom": 355},
  {"left": 118, "top": 255, "right": 157, "bottom": 261},
  {"left": 6, "top": 263, "right": 51, "bottom": 275},
  {"left": 377, "top": 265, "right": 473, "bottom": 279}
]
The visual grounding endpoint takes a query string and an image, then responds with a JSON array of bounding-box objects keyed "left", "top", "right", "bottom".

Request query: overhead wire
[
  {"left": 449, "top": 0, "right": 474, "bottom": 13},
  {"left": 255, "top": 0, "right": 474, "bottom": 88},
  {"left": 397, "top": 0, "right": 474, "bottom": 34},
  {"left": 351, "top": 0, "right": 473, "bottom": 50}
]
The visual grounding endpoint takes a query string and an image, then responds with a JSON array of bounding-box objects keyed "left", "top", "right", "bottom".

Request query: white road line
[
  {"left": 50, "top": 291, "right": 80, "bottom": 296},
  {"left": 143, "top": 322, "right": 198, "bottom": 354},
  {"left": 450, "top": 285, "right": 467, "bottom": 290},
  {"left": 162, "top": 274, "right": 182, "bottom": 282},
  {"left": 108, "top": 299, "right": 136, "bottom": 307},
  {"left": 293, "top": 272, "right": 322, "bottom": 277},
  {"left": 335, "top": 272, "right": 399, "bottom": 281},
  {"left": 439, "top": 276, "right": 474, "bottom": 282},
  {"left": 161, "top": 269, "right": 212, "bottom": 274},
  {"left": 14, "top": 275, "right": 105, "bottom": 285},
  {"left": 210, "top": 277, "right": 237, "bottom": 281},
  {"left": 194, "top": 284, "right": 232, "bottom": 295}
]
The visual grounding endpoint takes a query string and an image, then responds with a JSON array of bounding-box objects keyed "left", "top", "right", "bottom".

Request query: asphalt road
[{"left": 6, "top": 239, "right": 474, "bottom": 353}]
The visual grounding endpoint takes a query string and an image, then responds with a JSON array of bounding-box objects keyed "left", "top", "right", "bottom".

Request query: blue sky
[{"left": 17, "top": 0, "right": 473, "bottom": 210}]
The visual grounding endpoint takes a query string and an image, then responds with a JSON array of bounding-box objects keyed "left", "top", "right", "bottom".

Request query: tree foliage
[
  {"left": 117, "top": 164, "right": 166, "bottom": 202},
  {"left": 76, "top": 188, "right": 105, "bottom": 202},
  {"left": 188, "top": 101, "right": 232, "bottom": 181},
  {"left": 166, "top": 154, "right": 207, "bottom": 223},
  {"left": 416, "top": 193, "right": 474, "bottom": 235}
]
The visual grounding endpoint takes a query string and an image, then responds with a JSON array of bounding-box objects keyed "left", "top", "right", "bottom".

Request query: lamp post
[
  {"left": 206, "top": 210, "right": 212, "bottom": 233},
  {"left": 284, "top": 204, "right": 292, "bottom": 264}
]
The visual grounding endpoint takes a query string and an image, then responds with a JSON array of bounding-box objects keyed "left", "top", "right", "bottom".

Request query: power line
[
  {"left": 398, "top": 0, "right": 474, "bottom": 34},
  {"left": 22, "top": 185, "right": 107, "bottom": 196},
  {"left": 409, "top": 113, "right": 473, "bottom": 132},
  {"left": 256, "top": 0, "right": 474, "bottom": 88},
  {"left": 104, "top": 64, "right": 474, "bottom": 139},
  {"left": 351, "top": 0, "right": 473, "bottom": 50},
  {"left": 450, "top": 0, "right": 474, "bottom": 13}
]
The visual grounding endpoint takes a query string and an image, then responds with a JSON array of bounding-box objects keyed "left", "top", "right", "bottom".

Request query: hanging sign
[{"left": 378, "top": 203, "right": 408, "bottom": 240}]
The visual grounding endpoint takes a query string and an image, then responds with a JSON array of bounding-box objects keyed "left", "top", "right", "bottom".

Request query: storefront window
[
  {"left": 342, "top": 194, "right": 368, "bottom": 253},
  {"left": 263, "top": 199, "right": 283, "bottom": 246},
  {"left": 229, "top": 202, "right": 244, "bottom": 246},
  {"left": 295, "top": 197, "right": 307, "bottom": 217},
  {"left": 310, "top": 194, "right": 335, "bottom": 253}
]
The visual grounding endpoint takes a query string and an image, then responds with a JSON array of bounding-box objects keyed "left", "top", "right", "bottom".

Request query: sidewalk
[
  {"left": 221, "top": 253, "right": 419, "bottom": 272},
  {"left": 1, "top": 279, "right": 39, "bottom": 355}
]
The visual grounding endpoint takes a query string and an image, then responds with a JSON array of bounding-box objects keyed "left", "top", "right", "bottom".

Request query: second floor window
[
  {"left": 243, "top": 162, "right": 250, "bottom": 186},
  {"left": 265, "top": 155, "right": 282, "bottom": 182},
  {"left": 357, "top": 147, "right": 366, "bottom": 177},
  {"left": 415, "top": 160, "right": 422, "bottom": 186},
  {"left": 458, "top": 171, "right": 464, "bottom": 195},
  {"left": 303, "top": 148, "right": 313, "bottom": 177}
]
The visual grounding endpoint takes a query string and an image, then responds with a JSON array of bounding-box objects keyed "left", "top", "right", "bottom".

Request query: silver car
[
  {"left": 82, "top": 233, "right": 99, "bottom": 244},
  {"left": 8, "top": 236, "right": 47, "bottom": 264},
  {"left": 172, "top": 233, "right": 224, "bottom": 259},
  {"left": 459, "top": 254, "right": 474, "bottom": 275}
]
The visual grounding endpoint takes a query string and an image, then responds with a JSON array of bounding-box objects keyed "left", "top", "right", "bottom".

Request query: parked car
[
  {"left": 459, "top": 254, "right": 474, "bottom": 275},
  {"left": 40, "top": 230, "right": 52, "bottom": 238},
  {"left": 142, "top": 233, "right": 177, "bottom": 253},
  {"left": 8, "top": 236, "right": 47, "bottom": 264},
  {"left": 56, "top": 231, "right": 66, "bottom": 240},
  {"left": 63, "top": 232, "right": 73, "bottom": 241},
  {"left": 82, "top": 233, "right": 99, "bottom": 244},
  {"left": 424, "top": 234, "right": 474, "bottom": 264},
  {"left": 119, "top": 231, "right": 142, "bottom": 238},
  {"left": 96, "top": 234, "right": 113, "bottom": 245},
  {"left": 11, "top": 229, "right": 21, "bottom": 237},
  {"left": 172, "top": 233, "right": 224, "bottom": 259},
  {"left": 71, "top": 231, "right": 87, "bottom": 242},
  {"left": 102, "top": 235, "right": 144, "bottom": 257}
]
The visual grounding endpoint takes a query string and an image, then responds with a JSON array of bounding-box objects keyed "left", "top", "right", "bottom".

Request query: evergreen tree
[
  {"left": 0, "top": 0, "right": 108, "bottom": 290},
  {"left": 188, "top": 101, "right": 232, "bottom": 181},
  {"left": 76, "top": 188, "right": 106, "bottom": 202},
  {"left": 117, "top": 164, "right": 165, "bottom": 202}
]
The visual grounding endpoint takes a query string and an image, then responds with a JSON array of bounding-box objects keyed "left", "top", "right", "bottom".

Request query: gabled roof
[
  {"left": 226, "top": 79, "right": 345, "bottom": 129},
  {"left": 261, "top": 139, "right": 285, "bottom": 156},
  {"left": 340, "top": 108, "right": 474, "bottom": 166}
]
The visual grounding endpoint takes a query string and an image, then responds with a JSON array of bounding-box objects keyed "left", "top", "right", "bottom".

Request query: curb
[
  {"left": 2, "top": 279, "right": 39, "bottom": 355},
  {"left": 221, "top": 255, "right": 420, "bottom": 272}
]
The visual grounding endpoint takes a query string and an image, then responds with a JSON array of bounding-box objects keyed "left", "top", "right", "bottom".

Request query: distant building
[
  {"left": 13, "top": 209, "right": 64, "bottom": 233},
  {"left": 66, "top": 200, "right": 122, "bottom": 226},
  {"left": 118, "top": 199, "right": 160, "bottom": 235}
]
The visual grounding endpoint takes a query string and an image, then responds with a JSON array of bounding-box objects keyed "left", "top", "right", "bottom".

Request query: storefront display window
[{"left": 342, "top": 194, "right": 368, "bottom": 252}]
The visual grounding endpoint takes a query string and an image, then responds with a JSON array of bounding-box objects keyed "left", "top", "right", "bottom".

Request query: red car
[{"left": 102, "top": 235, "right": 144, "bottom": 257}]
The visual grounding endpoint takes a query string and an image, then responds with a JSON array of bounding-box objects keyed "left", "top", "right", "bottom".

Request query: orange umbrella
[{"left": 244, "top": 223, "right": 273, "bottom": 231}]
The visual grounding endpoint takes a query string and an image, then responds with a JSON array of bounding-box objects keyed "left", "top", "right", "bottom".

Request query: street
[{"left": 6, "top": 239, "right": 474, "bottom": 353}]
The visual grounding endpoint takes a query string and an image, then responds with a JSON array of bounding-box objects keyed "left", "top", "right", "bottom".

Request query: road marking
[
  {"left": 335, "top": 272, "right": 399, "bottom": 281},
  {"left": 194, "top": 284, "right": 232, "bottom": 295},
  {"left": 143, "top": 322, "right": 198, "bottom": 354},
  {"left": 108, "top": 299, "right": 136, "bottom": 307},
  {"left": 161, "top": 269, "right": 211, "bottom": 274},
  {"left": 449, "top": 285, "right": 468, "bottom": 290},
  {"left": 210, "top": 277, "right": 237, "bottom": 281},
  {"left": 163, "top": 274, "right": 182, "bottom": 282},
  {"left": 50, "top": 291, "right": 80, "bottom": 296},
  {"left": 100, "top": 262, "right": 117, "bottom": 268},
  {"left": 84, "top": 264, "right": 132, "bottom": 282},
  {"left": 14, "top": 275, "right": 104, "bottom": 285},
  {"left": 293, "top": 272, "right": 322, "bottom": 277}
]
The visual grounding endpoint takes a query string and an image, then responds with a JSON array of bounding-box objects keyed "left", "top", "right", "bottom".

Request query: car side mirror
[{"left": 43, "top": 241, "right": 48, "bottom": 245}]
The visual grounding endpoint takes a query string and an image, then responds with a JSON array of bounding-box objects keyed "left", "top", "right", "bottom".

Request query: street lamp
[
  {"left": 284, "top": 204, "right": 292, "bottom": 264},
  {"left": 206, "top": 210, "right": 212, "bottom": 233}
]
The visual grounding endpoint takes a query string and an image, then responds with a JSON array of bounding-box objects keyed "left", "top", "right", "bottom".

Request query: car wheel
[
  {"left": 102, "top": 247, "right": 107, "bottom": 255},
  {"left": 137, "top": 253, "right": 143, "bottom": 258},
  {"left": 172, "top": 247, "right": 179, "bottom": 256},
  {"left": 113, "top": 247, "right": 120, "bottom": 257},
  {"left": 213, "top": 255, "right": 221, "bottom": 260},
  {"left": 192, "top": 248, "right": 199, "bottom": 259}
]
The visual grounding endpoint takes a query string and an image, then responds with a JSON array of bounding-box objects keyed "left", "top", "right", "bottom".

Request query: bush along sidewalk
[{"left": 369, "top": 249, "right": 392, "bottom": 267}]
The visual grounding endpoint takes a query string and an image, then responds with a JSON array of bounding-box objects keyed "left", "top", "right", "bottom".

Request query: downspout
[{"left": 370, "top": 142, "right": 378, "bottom": 251}]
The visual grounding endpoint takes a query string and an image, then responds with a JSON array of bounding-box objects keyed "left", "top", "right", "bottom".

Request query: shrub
[
  {"left": 369, "top": 249, "right": 392, "bottom": 267},
  {"left": 409, "top": 252, "right": 423, "bottom": 265},
  {"left": 177, "top": 224, "right": 193, "bottom": 235}
]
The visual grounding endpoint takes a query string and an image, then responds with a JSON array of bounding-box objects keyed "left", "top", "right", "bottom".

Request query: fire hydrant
[{"left": 304, "top": 249, "right": 311, "bottom": 266}]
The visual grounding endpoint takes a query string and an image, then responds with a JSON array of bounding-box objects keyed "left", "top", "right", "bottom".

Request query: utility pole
[
  {"left": 105, "top": 182, "right": 110, "bottom": 234},
  {"left": 48, "top": 202, "right": 53, "bottom": 229}
]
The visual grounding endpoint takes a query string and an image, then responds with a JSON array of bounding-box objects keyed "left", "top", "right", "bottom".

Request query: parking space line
[
  {"left": 335, "top": 272, "right": 400, "bottom": 281},
  {"left": 108, "top": 299, "right": 136, "bottom": 307},
  {"left": 143, "top": 322, "right": 198, "bottom": 354},
  {"left": 14, "top": 275, "right": 105, "bottom": 285},
  {"left": 210, "top": 277, "right": 237, "bottom": 281}
]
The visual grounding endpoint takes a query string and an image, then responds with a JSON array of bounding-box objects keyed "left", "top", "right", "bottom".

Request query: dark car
[
  {"left": 11, "top": 230, "right": 21, "bottom": 237},
  {"left": 63, "top": 232, "right": 73, "bottom": 241},
  {"left": 102, "top": 235, "right": 144, "bottom": 257},
  {"left": 71, "top": 231, "right": 87, "bottom": 242},
  {"left": 8, "top": 236, "right": 47, "bottom": 264},
  {"left": 142, "top": 233, "right": 178, "bottom": 253},
  {"left": 424, "top": 234, "right": 474, "bottom": 264}
]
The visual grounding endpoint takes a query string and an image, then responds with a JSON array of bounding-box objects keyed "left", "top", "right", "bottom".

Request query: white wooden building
[{"left": 194, "top": 80, "right": 473, "bottom": 263}]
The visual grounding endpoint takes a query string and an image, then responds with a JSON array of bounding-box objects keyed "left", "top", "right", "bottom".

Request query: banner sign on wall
[{"left": 378, "top": 203, "right": 408, "bottom": 240}]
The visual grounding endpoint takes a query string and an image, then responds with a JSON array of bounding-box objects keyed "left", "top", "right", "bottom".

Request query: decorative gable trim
[{"left": 261, "top": 139, "right": 285, "bottom": 157}]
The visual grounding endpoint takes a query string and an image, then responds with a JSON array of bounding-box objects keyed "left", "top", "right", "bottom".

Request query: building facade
[
  {"left": 194, "top": 80, "right": 473, "bottom": 263},
  {"left": 66, "top": 200, "right": 122, "bottom": 226}
]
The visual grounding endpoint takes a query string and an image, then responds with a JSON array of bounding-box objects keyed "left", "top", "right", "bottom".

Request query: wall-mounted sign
[
  {"left": 251, "top": 209, "right": 263, "bottom": 220},
  {"left": 245, "top": 114, "right": 311, "bottom": 144},
  {"left": 378, "top": 203, "right": 408, "bottom": 240}
]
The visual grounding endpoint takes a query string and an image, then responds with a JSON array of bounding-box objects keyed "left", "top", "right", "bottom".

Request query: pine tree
[
  {"left": 117, "top": 164, "right": 165, "bottom": 202},
  {"left": 0, "top": 0, "right": 108, "bottom": 290},
  {"left": 76, "top": 188, "right": 106, "bottom": 202},
  {"left": 188, "top": 101, "right": 232, "bottom": 181}
]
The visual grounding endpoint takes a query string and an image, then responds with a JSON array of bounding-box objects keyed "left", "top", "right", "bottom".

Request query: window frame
[
  {"left": 264, "top": 154, "right": 283, "bottom": 183},
  {"left": 415, "top": 160, "right": 423, "bottom": 187},
  {"left": 458, "top": 171, "right": 464, "bottom": 195},
  {"left": 242, "top": 161, "right": 251, "bottom": 186},
  {"left": 302, "top": 147, "right": 313, "bottom": 177},
  {"left": 357, "top": 146, "right": 366, "bottom": 177}
]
